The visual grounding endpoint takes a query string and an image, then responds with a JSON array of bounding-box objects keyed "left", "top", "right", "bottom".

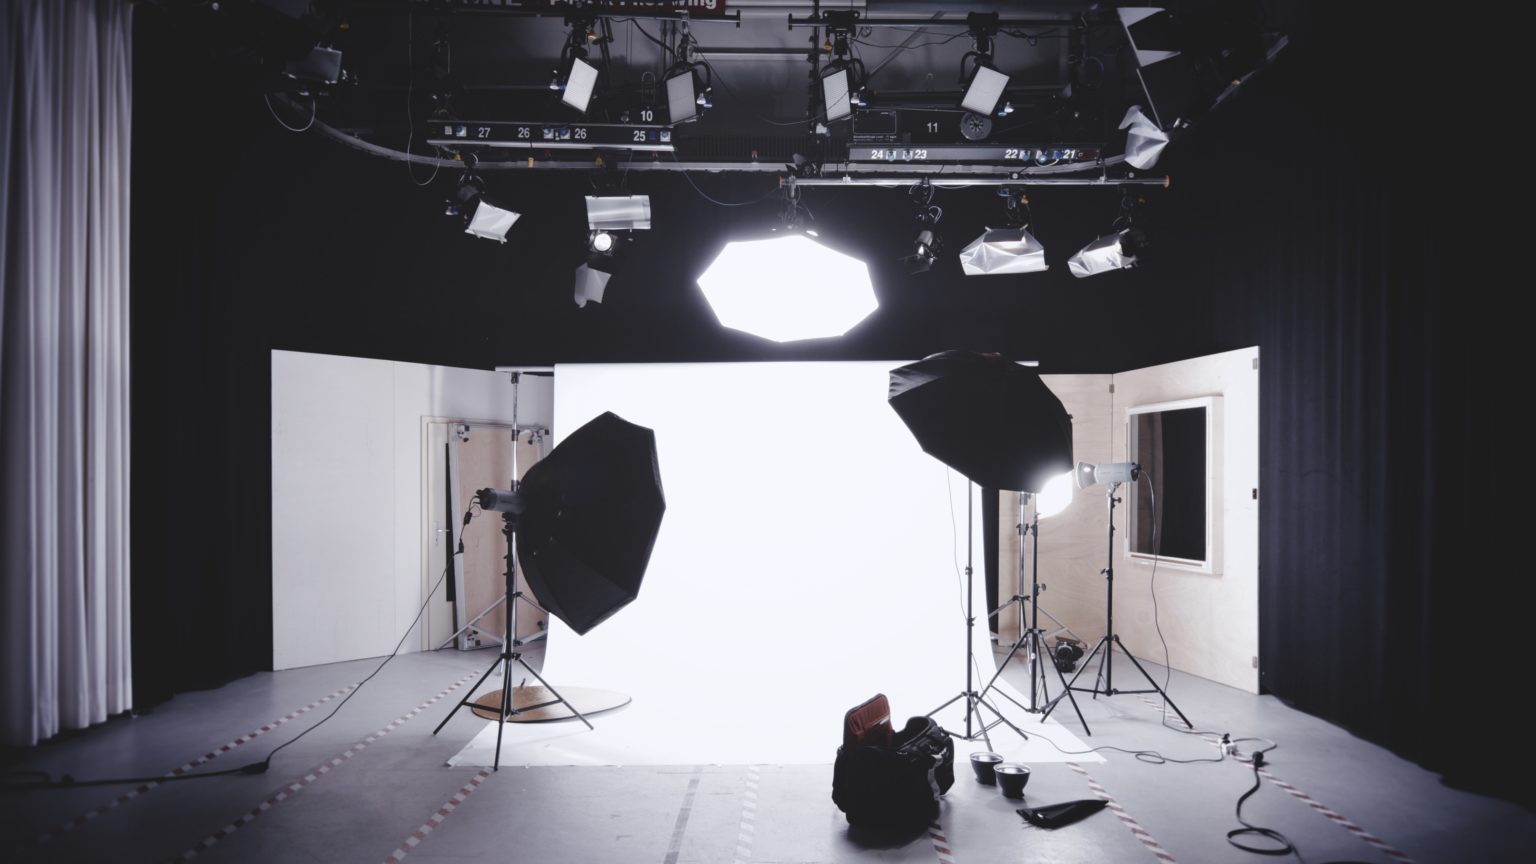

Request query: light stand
[
  {"left": 981, "top": 493, "right": 1088, "bottom": 731},
  {"left": 1044, "top": 480, "right": 1192, "bottom": 730},
  {"left": 925, "top": 483, "right": 1030, "bottom": 747},
  {"left": 432, "top": 499, "right": 594, "bottom": 771}
]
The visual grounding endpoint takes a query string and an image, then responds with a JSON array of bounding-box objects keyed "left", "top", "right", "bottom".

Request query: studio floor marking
[
  {"left": 928, "top": 820, "right": 956, "bottom": 864},
  {"left": 173, "top": 671, "right": 477, "bottom": 862},
  {"left": 662, "top": 767, "right": 704, "bottom": 864},
  {"left": 21, "top": 682, "right": 356, "bottom": 853},
  {"left": 732, "top": 765, "right": 761, "bottom": 864},
  {"left": 382, "top": 768, "right": 493, "bottom": 863},
  {"left": 1066, "top": 761, "right": 1178, "bottom": 863},
  {"left": 1258, "top": 767, "right": 1416, "bottom": 864}
]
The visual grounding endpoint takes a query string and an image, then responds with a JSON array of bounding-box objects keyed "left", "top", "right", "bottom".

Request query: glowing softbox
[
  {"left": 958, "top": 226, "right": 1049, "bottom": 276},
  {"left": 696, "top": 233, "right": 877, "bottom": 342}
]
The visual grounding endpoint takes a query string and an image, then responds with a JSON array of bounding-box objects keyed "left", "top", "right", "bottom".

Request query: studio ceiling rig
[{"left": 163, "top": 1, "right": 1286, "bottom": 186}]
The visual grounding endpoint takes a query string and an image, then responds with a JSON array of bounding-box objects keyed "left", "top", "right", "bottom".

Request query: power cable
[{"left": 9, "top": 507, "right": 481, "bottom": 790}]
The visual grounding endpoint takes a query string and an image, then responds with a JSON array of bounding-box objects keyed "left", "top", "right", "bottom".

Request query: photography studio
[{"left": 0, "top": 2, "right": 1526, "bottom": 863}]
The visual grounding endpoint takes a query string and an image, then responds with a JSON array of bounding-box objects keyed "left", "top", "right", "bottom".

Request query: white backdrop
[{"left": 450, "top": 361, "right": 1095, "bottom": 766}]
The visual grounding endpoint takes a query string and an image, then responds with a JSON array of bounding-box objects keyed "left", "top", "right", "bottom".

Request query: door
[{"left": 424, "top": 422, "right": 548, "bottom": 651}]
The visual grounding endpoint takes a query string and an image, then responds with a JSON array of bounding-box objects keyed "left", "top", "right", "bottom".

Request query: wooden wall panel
[{"left": 997, "top": 375, "right": 1114, "bottom": 651}]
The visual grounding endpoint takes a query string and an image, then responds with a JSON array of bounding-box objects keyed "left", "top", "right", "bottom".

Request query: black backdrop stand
[
  {"left": 433, "top": 512, "right": 593, "bottom": 770},
  {"left": 926, "top": 485, "right": 1030, "bottom": 747},
  {"left": 981, "top": 495, "right": 1088, "bottom": 731},
  {"left": 1045, "top": 483, "right": 1191, "bottom": 730}
]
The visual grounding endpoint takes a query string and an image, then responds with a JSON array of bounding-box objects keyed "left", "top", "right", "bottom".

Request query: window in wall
[{"left": 1128, "top": 398, "right": 1215, "bottom": 567}]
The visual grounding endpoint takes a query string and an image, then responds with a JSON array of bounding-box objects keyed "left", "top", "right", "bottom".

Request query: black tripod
[
  {"left": 981, "top": 493, "right": 1088, "bottom": 731},
  {"left": 926, "top": 484, "right": 1030, "bottom": 748},
  {"left": 1044, "top": 482, "right": 1191, "bottom": 730},
  {"left": 433, "top": 510, "right": 592, "bottom": 770}
]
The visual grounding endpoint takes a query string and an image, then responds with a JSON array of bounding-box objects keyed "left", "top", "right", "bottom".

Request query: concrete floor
[{"left": 3, "top": 644, "right": 1531, "bottom": 864}]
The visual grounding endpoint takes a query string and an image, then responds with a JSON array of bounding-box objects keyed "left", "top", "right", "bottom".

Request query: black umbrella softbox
[
  {"left": 517, "top": 411, "right": 666, "bottom": 635},
  {"left": 888, "top": 351, "right": 1072, "bottom": 493}
]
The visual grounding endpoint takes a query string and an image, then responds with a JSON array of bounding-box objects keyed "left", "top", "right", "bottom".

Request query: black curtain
[
  {"left": 1153, "top": 6, "right": 1524, "bottom": 801},
  {"left": 130, "top": 13, "right": 276, "bottom": 704}
]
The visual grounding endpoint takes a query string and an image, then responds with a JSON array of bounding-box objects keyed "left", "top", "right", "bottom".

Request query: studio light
[
  {"left": 961, "top": 64, "right": 1010, "bottom": 116},
  {"left": 696, "top": 233, "right": 877, "bottom": 342},
  {"left": 959, "top": 12, "right": 1009, "bottom": 117},
  {"left": 1074, "top": 461, "right": 1141, "bottom": 490},
  {"left": 558, "top": 55, "right": 600, "bottom": 113},
  {"left": 446, "top": 170, "right": 519, "bottom": 244},
  {"left": 285, "top": 44, "right": 342, "bottom": 85},
  {"left": 587, "top": 230, "right": 617, "bottom": 254},
  {"left": 1035, "top": 471, "right": 1075, "bottom": 519},
  {"left": 822, "top": 67, "right": 854, "bottom": 121},
  {"left": 434, "top": 411, "right": 667, "bottom": 770},
  {"left": 905, "top": 229, "right": 939, "bottom": 274},
  {"left": 666, "top": 63, "right": 711, "bottom": 124},
  {"left": 1067, "top": 228, "right": 1146, "bottom": 278},
  {"left": 821, "top": 65, "right": 867, "bottom": 122},
  {"left": 900, "top": 180, "right": 943, "bottom": 275}
]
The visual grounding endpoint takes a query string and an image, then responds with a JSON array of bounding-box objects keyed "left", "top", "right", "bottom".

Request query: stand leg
[
  {"left": 493, "top": 658, "right": 512, "bottom": 770},
  {"left": 1042, "top": 631, "right": 1091, "bottom": 734},
  {"left": 1113, "top": 636, "right": 1193, "bottom": 728},
  {"left": 433, "top": 652, "right": 506, "bottom": 736},
  {"left": 514, "top": 657, "right": 595, "bottom": 730},
  {"left": 1050, "top": 635, "right": 1111, "bottom": 715}
]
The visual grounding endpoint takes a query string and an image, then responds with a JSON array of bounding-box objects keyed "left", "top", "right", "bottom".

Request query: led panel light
[
  {"left": 562, "top": 57, "right": 599, "bottom": 112},
  {"left": 666, "top": 68, "right": 697, "bottom": 124},
  {"left": 696, "top": 233, "right": 876, "bottom": 342},
  {"left": 822, "top": 68, "right": 853, "bottom": 121},
  {"left": 961, "top": 64, "right": 1010, "bottom": 116}
]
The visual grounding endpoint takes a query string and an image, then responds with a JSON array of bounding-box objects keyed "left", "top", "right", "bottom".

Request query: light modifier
[
  {"left": 1068, "top": 228, "right": 1145, "bottom": 278},
  {"left": 696, "top": 233, "right": 876, "bottom": 342},
  {"left": 448, "top": 173, "right": 519, "bottom": 243},
  {"left": 574, "top": 263, "right": 611, "bottom": 308},
  {"left": 585, "top": 195, "right": 652, "bottom": 231},
  {"left": 464, "top": 200, "right": 520, "bottom": 243},
  {"left": 959, "top": 226, "right": 1047, "bottom": 276}
]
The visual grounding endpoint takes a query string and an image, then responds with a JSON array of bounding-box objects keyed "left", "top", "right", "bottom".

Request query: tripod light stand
[
  {"left": 923, "top": 482, "right": 1031, "bottom": 746},
  {"left": 433, "top": 498, "right": 593, "bottom": 771},
  {"left": 887, "top": 350, "right": 1075, "bottom": 747},
  {"left": 981, "top": 481, "right": 1088, "bottom": 731},
  {"left": 432, "top": 410, "right": 667, "bottom": 771},
  {"left": 1043, "top": 462, "right": 1192, "bottom": 731}
]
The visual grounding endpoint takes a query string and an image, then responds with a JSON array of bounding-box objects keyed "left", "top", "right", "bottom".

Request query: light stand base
[
  {"left": 1049, "top": 634, "right": 1193, "bottom": 730},
  {"left": 926, "top": 689, "right": 1030, "bottom": 749}
]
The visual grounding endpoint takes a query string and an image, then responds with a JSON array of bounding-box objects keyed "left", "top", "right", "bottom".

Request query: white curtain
[{"left": 1, "top": 0, "right": 132, "bottom": 747}]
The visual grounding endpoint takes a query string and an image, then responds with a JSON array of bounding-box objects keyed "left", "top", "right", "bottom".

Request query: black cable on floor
[{"left": 7, "top": 507, "right": 479, "bottom": 791}]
